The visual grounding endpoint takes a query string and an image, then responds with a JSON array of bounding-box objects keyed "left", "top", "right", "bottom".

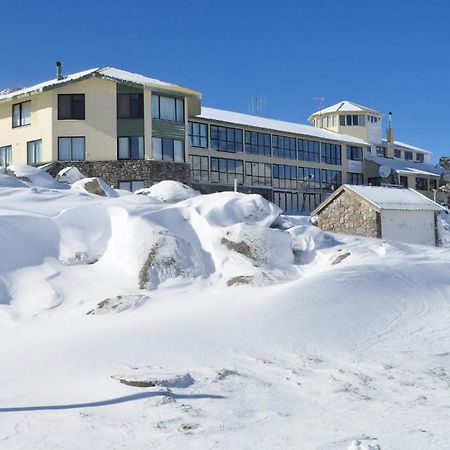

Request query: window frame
[
  {"left": 189, "top": 155, "right": 209, "bottom": 182},
  {"left": 57, "top": 136, "right": 86, "bottom": 161},
  {"left": 0, "top": 145, "right": 12, "bottom": 167},
  {"left": 188, "top": 121, "right": 208, "bottom": 148},
  {"left": 27, "top": 139, "right": 42, "bottom": 165},
  {"left": 117, "top": 93, "right": 144, "bottom": 119},
  {"left": 272, "top": 135, "right": 296, "bottom": 160},
  {"left": 152, "top": 137, "right": 185, "bottom": 162},
  {"left": 12, "top": 101, "right": 31, "bottom": 128},
  {"left": 117, "top": 136, "right": 144, "bottom": 160},
  {"left": 321, "top": 142, "right": 342, "bottom": 165},
  {"left": 210, "top": 125, "right": 243, "bottom": 153},
  {"left": 151, "top": 94, "right": 184, "bottom": 122},
  {"left": 118, "top": 180, "right": 145, "bottom": 192},
  {"left": 58, "top": 94, "right": 85, "bottom": 120},
  {"left": 210, "top": 157, "right": 244, "bottom": 184},
  {"left": 415, "top": 177, "right": 428, "bottom": 191}
]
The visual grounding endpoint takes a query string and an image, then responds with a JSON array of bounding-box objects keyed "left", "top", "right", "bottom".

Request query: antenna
[
  {"left": 314, "top": 97, "right": 325, "bottom": 127},
  {"left": 248, "top": 93, "right": 266, "bottom": 116}
]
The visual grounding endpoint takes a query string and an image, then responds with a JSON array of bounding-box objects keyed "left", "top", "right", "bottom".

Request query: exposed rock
[
  {"left": 111, "top": 371, "right": 194, "bottom": 388},
  {"left": 71, "top": 177, "right": 118, "bottom": 197},
  {"left": 331, "top": 252, "right": 351, "bottom": 265},
  {"left": 227, "top": 275, "right": 254, "bottom": 287},
  {"left": 87, "top": 294, "right": 150, "bottom": 315},
  {"left": 221, "top": 237, "right": 254, "bottom": 260}
]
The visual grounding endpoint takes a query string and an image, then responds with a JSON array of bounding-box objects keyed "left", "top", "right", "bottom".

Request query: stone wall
[
  {"left": 46, "top": 160, "right": 190, "bottom": 188},
  {"left": 317, "top": 189, "right": 381, "bottom": 238}
]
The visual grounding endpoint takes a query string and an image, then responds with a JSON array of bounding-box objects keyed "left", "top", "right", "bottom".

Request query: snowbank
[
  {"left": 71, "top": 177, "right": 119, "bottom": 197},
  {"left": 135, "top": 180, "right": 200, "bottom": 203},
  {"left": 56, "top": 166, "right": 86, "bottom": 184},
  {"left": 7, "top": 164, "right": 67, "bottom": 189}
]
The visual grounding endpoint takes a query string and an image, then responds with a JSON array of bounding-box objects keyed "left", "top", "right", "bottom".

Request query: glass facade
[
  {"left": 321, "top": 143, "right": 342, "bottom": 165},
  {"left": 211, "top": 157, "right": 243, "bottom": 184},
  {"left": 272, "top": 164, "right": 297, "bottom": 189},
  {"left": 322, "top": 169, "right": 342, "bottom": 191},
  {"left": 152, "top": 137, "right": 184, "bottom": 162},
  {"left": 189, "top": 122, "right": 208, "bottom": 148},
  {"left": 272, "top": 135, "right": 296, "bottom": 159},
  {"left": 298, "top": 139, "right": 320, "bottom": 162},
  {"left": 151, "top": 95, "right": 184, "bottom": 122},
  {"left": 245, "top": 162, "right": 272, "bottom": 186},
  {"left": 298, "top": 167, "right": 321, "bottom": 190},
  {"left": 210, "top": 126, "right": 243, "bottom": 152},
  {"left": 189, "top": 155, "right": 209, "bottom": 182},
  {"left": 245, "top": 131, "right": 271, "bottom": 156}
]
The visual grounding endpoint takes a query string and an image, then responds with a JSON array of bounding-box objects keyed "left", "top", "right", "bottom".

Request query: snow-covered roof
[
  {"left": 0, "top": 67, "right": 201, "bottom": 103},
  {"left": 314, "top": 185, "right": 444, "bottom": 215},
  {"left": 381, "top": 139, "right": 431, "bottom": 155},
  {"left": 198, "top": 107, "right": 370, "bottom": 146},
  {"left": 366, "top": 155, "right": 442, "bottom": 177},
  {"left": 309, "top": 100, "right": 381, "bottom": 119}
]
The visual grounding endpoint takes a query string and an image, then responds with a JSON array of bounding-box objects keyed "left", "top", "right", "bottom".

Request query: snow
[
  {"left": 7, "top": 164, "right": 68, "bottom": 189},
  {"left": 309, "top": 100, "right": 381, "bottom": 117},
  {"left": 342, "top": 185, "right": 444, "bottom": 211},
  {"left": 366, "top": 154, "right": 442, "bottom": 176},
  {"left": 381, "top": 139, "right": 432, "bottom": 155},
  {"left": 1, "top": 171, "right": 450, "bottom": 449},
  {"left": 56, "top": 166, "right": 86, "bottom": 184},
  {"left": 70, "top": 177, "right": 119, "bottom": 197},
  {"left": 135, "top": 180, "right": 200, "bottom": 203},
  {"left": 199, "top": 107, "right": 370, "bottom": 145}
]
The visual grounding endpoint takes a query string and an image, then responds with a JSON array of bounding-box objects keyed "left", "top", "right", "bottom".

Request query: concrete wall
[
  {"left": 317, "top": 189, "right": 381, "bottom": 238},
  {"left": 381, "top": 209, "right": 436, "bottom": 246}
]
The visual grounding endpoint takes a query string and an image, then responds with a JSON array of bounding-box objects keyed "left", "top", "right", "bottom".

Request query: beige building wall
[
  {"left": 52, "top": 77, "right": 117, "bottom": 161},
  {"left": 143, "top": 90, "right": 153, "bottom": 159},
  {"left": 0, "top": 91, "right": 53, "bottom": 164}
]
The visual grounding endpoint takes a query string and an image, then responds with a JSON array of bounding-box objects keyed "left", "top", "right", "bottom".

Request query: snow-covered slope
[{"left": 0, "top": 171, "right": 450, "bottom": 450}]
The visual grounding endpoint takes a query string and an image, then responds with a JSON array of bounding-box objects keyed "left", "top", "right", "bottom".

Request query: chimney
[
  {"left": 387, "top": 111, "right": 394, "bottom": 144},
  {"left": 56, "top": 61, "right": 63, "bottom": 81}
]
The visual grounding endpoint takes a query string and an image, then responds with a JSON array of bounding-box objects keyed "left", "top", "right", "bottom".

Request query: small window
[
  {"left": 339, "top": 115, "right": 345, "bottom": 126},
  {"left": 346, "top": 146, "right": 363, "bottom": 161},
  {"left": 415, "top": 177, "right": 428, "bottom": 191},
  {"left": 152, "top": 137, "right": 184, "bottom": 162},
  {"left": 376, "top": 147, "right": 386, "bottom": 157},
  {"left": 27, "top": 140, "right": 42, "bottom": 165},
  {"left": 151, "top": 95, "right": 184, "bottom": 122},
  {"left": 118, "top": 180, "right": 145, "bottom": 192},
  {"left": 404, "top": 151, "right": 413, "bottom": 160},
  {"left": 430, "top": 179, "right": 437, "bottom": 190},
  {"left": 189, "top": 122, "right": 208, "bottom": 148},
  {"left": 346, "top": 115, "right": 352, "bottom": 126},
  {"left": 118, "top": 136, "right": 144, "bottom": 160},
  {"left": 416, "top": 153, "right": 424, "bottom": 163},
  {"left": 58, "top": 137, "right": 85, "bottom": 160},
  {"left": 12, "top": 101, "right": 31, "bottom": 127},
  {"left": 117, "top": 94, "right": 144, "bottom": 119},
  {"left": 0, "top": 145, "right": 12, "bottom": 167},
  {"left": 394, "top": 149, "right": 401, "bottom": 158},
  {"left": 352, "top": 115, "right": 359, "bottom": 126},
  {"left": 58, "top": 94, "right": 85, "bottom": 120}
]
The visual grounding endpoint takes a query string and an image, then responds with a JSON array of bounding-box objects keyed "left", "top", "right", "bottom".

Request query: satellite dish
[{"left": 379, "top": 165, "right": 392, "bottom": 178}]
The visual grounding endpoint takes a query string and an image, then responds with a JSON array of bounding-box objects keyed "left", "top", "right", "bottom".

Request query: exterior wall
[
  {"left": 0, "top": 91, "right": 53, "bottom": 164},
  {"left": 46, "top": 160, "right": 190, "bottom": 188},
  {"left": 380, "top": 209, "right": 436, "bottom": 246},
  {"left": 316, "top": 190, "right": 381, "bottom": 238},
  {"left": 52, "top": 77, "right": 117, "bottom": 161}
]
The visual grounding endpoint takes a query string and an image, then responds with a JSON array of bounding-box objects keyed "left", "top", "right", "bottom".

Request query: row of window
[
  {"left": 394, "top": 148, "right": 425, "bottom": 162},
  {"left": 313, "top": 114, "right": 381, "bottom": 128},
  {"left": 0, "top": 140, "right": 42, "bottom": 166},
  {"left": 11, "top": 93, "right": 185, "bottom": 128},
  {"left": 189, "top": 155, "right": 348, "bottom": 190}
]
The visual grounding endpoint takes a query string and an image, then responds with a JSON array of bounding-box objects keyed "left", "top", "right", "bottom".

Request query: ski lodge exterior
[{"left": 0, "top": 64, "right": 444, "bottom": 213}]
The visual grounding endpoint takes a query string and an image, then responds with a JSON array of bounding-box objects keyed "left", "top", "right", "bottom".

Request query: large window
[
  {"left": 58, "top": 94, "right": 85, "bottom": 120},
  {"left": 211, "top": 157, "right": 243, "bottom": 184},
  {"left": 245, "top": 131, "right": 271, "bottom": 156},
  {"left": 118, "top": 180, "right": 145, "bottom": 192},
  {"left": 117, "top": 94, "right": 144, "bottom": 119},
  {"left": 272, "top": 164, "right": 297, "bottom": 189},
  {"left": 415, "top": 177, "right": 428, "bottom": 191},
  {"left": 118, "top": 136, "right": 144, "bottom": 160},
  {"left": 416, "top": 153, "right": 424, "bottom": 163},
  {"left": 152, "top": 138, "right": 184, "bottom": 162},
  {"left": 273, "top": 191, "right": 299, "bottom": 213},
  {"left": 376, "top": 147, "right": 386, "bottom": 157},
  {"left": 189, "top": 155, "right": 209, "bottom": 182},
  {"left": 272, "top": 135, "right": 296, "bottom": 159},
  {"left": 0, "top": 146, "right": 12, "bottom": 167},
  {"left": 189, "top": 122, "right": 208, "bottom": 148},
  {"left": 210, "top": 125, "right": 243, "bottom": 153},
  {"left": 346, "top": 145, "right": 363, "bottom": 161},
  {"left": 298, "top": 167, "right": 321, "bottom": 190},
  {"left": 430, "top": 178, "right": 437, "bottom": 190},
  {"left": 58, "top": 137, "right": 85, "bottom": 161},
  {"left": 404, "top": 151, "right": 413, "bottom": 160},
  {"left": 12, "top": 101, "right": 31, "bottom": 127},
  {"left": 322, "top": 169, "right": 342, "bottom": 192},
  {"left": 394, "top": 149, "right": 401, "bottom": 158},
  {"left": 245, "top": 162, "right": 272, "bottom": 186},
  {"left": 348, "top": 172, "right": 364, "bottom": 185},
  {"left": 321, "top": 143, "right": 342, "bottom": 165},
  {"left": 151, "top": 95, "right": 184, "bottom": 122},
  {"left": 27, "top": 140, "right": 42, "bottom": 165},
  {"left": 298, "top": 139, "right": 320, "bottom": 162}
]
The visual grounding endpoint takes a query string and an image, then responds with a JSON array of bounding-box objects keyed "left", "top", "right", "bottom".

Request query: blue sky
[{"left": 2, "top": 0, "right": 450, "bottom": 161}]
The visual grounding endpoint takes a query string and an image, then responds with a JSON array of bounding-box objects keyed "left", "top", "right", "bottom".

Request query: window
[
  {"left": 359, "top": 115, "right": 366, "bottom": 126},
  {"left": 117, "top": 94, "right": 144, "bottom": 119},
  {"left": 27, "top": 140, "right": 42, "bottom": 165},
  {"left": 118, "top": 136, "right": 144, "bottom": 160},
  {"left": 298, "top": 167, "right": 321, "bottom": 190},
  {"left": 430, "top": 178, "right": 437, "bottom": 190},
  {"left": 400, "top": 176, "right": 408, "bottom": 188},
  {"left": 0, "top": 146, "right": 12, "bottom": 167},
  {"left": 118, "top": 180, "right": 145, "bottom": 192},
  {"left": 245, "top": 162, "right": 272, "bottom": 186},
  {"left": 151, "top": 95, "right": 184, "bottom": 122},
  {"left": 348, "top": 173, "right": 364, "bottom": 185},
  {"left": 272, "top": 164, "right": 297, "bottom": 189},
  {"left": 189, "top": 122, "right": 208, "bottom": 148},
  {"left": 322, "top": 169, "right": 342, "bottom": 192},
  {"left": 339, "top": 115, "right": 345, "bottom": 126},
  {"left": 189, "top": 155, "right": 209, "bottom": 182},
  {"left": 58, "top": 137, "right": 85, "bottom": 160},
  {"left": 12, "top": 101, "right": 31, "bottom": 127},
  {"left": 210, "top": 125, "right": 243, "bottom": 152},
  {"left": 394, "top": 149, "right": 402, "bottom": 158},
  {"left": 273, "top": 191, "right": 300, "bottom": 213},
  {"left": 245, "top": 131, "right": 271, "bottom": 156},
  {"left": 376, "top": 147, "right": 386, "bottom": 157},
  {"left": 152, "top": 137, "right": 184, "bottom": 162},
  {"left": 416, "top": 153, "right": 424, "bottom": 163},
  {"left": 346, "top": 115, "right": 352, "bottom": 126},
  {"left": 211, "top": 157, "right": 243, "bottom": 184},
  {"left": 58, "top": 94, "right": 85, "bottom": 120},
  {"left": 366, "top": 147, "right": 372, "bottom": 155},
  {"left": 298, "top": 139, "right": 320, "bottom": 162},
  {"left": 404, "top": 151, "right": 413, "bottom": 160},
  {"left": 415, "top": 177, "right": 428, "bottom": 191},
  {"left": 369, "top": 115, "right": 379, "bottom": 123},
  {"left": 346, "top": 146, "right": 363, "bottom": 161},
  {"left": 272, "top": 135, "right": 296, "bottom": 159},
  {"left": 321, "top": 143, "right": 342, "bottom": 165}
]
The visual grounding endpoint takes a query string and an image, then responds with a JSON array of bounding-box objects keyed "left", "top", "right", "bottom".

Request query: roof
[
  {"left": 0, "top": 67, "right": 201, "bottom": 103},
  {"left": 313, "top": 185, "right": 444, "bottom": 215},
  {"left": 309, "top": 100, "right": 382, "bottom": 119},
  {"left": 366, "top": 155, "right": 442, "bottom": 177},
  {"left": 198, "top": 107, "right": 370, "bottom": 146},
  {"left": 381, "top": 139, "right": 431, "bottom": 155}
]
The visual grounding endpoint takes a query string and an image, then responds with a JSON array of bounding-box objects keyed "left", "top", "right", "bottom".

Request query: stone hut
[{"left": 312, "top": 185, "right": 444, "bottom": 246}]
